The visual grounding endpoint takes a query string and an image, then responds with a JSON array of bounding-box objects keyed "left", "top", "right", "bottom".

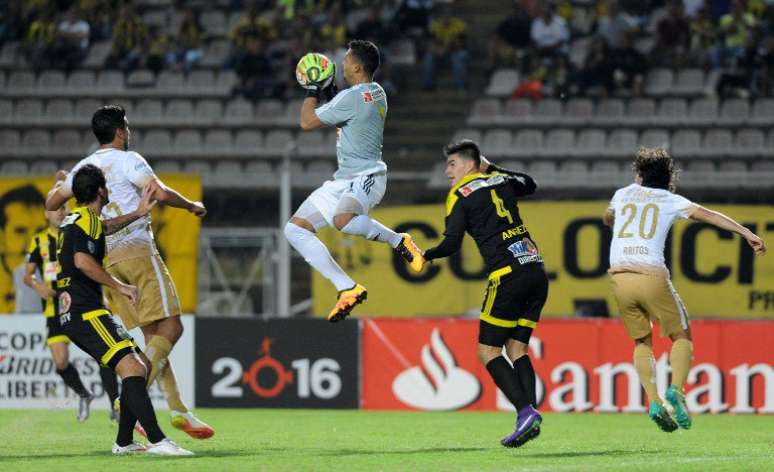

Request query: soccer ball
[{"left": 295, "top": 52, "right": 336, "bottom": 88}]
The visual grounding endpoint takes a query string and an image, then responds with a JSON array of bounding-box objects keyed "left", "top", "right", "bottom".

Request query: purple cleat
[{"left": 501, "top": 405, "right": 542, "bottom": 448}]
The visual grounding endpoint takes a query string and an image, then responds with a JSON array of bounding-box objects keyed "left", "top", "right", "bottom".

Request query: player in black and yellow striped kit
[
  {"left": 56, "top": 164, "right": 192, "bottom": 455},
  {"left": 24, "top": 202, "right": 120, "bottom": 423},
  {"left": 422, "top": 140, "right": 548, "bottom": 449}
]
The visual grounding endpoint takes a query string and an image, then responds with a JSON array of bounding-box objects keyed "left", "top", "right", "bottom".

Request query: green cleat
[
  {"left": 666, "top": 385, "right": 692, "bottom": 429},
  {"left": 649, "top": 401, "right": 678, "bottom": 433}
]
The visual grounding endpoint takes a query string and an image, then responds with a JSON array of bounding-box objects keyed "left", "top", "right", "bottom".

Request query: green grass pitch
[{"left": 1, "top": 409, "right": 773, "bottom": 471}]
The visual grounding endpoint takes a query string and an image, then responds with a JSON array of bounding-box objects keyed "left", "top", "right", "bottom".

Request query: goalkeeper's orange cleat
[
  {"left": 395, "top": 233, "right": 425, "bottom": 273},
  {"left": 328, "top": 284, "right": 367, "bottom": 322}
]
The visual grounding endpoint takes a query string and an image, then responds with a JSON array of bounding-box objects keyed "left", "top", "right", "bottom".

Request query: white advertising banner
[{"left": 0, "top": 315, "right": 195, "bottom": 410}]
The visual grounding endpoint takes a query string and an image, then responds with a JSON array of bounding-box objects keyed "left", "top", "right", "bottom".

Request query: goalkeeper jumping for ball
[{"left": 285, "top": 40, "right": 424, "bottom": 322}]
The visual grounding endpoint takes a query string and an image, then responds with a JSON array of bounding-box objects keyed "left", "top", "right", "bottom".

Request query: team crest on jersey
[{"left": 362, "top": 91, "right": 373, "bottom": 102}]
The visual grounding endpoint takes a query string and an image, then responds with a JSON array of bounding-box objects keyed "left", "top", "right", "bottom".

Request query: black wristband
[{"left": 305, "top": 87, "right": 321, "bottom": 100}]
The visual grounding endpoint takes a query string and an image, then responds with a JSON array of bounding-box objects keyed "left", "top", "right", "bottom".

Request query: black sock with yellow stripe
[
  {"left": 512, "top": 355, "right": 537, "bottom": 406},
  {"left": 121, "top": 376, "right": 165, "bottom": 444},
  {"left": 486, "top": 356, "right": 529, "bottom": 411},
  {"left": 57, "top": 363, "right": 90, "bottom": 398}
]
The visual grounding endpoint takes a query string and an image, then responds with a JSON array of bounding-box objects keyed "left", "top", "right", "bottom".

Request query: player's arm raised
[
  {"left": 74, "top": 252, "right": 138, "bottom": 305},
  {"left": 45, "top": 169, "right": 74, "bottom": 211},
  {"left": 300, "top": 98, "right": 324, "bottom": 130},
  {"left": 689, "top": 205, "right": 766, "bottom": 255},
  {"left": 480, "top": 155, "right": 537, "bottom": 196},
  {"left": 146, "top": 177, "right": 206, "bottom": 217},
  {"left": 103, "top": 185, "right": 158, "bottom": 235}
]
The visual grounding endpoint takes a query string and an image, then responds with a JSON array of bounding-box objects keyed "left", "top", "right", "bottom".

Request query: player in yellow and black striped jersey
[
  {"left": 24, "top": 202, "right": 101, "bottom": 420},
  {"left": 56, "top": 163, "right": 192, "bottom": 455},
  {"left": 422, "top": 140, "right": 547, "bottom": 449}
]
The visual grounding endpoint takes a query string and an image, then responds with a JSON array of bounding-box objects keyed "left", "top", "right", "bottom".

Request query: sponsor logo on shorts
[
  {"left": 58, "top": 292, "right": 71, "bottom": 314},
  {"left": 508, "top": 238, "right": 543, "bottom": 265}
]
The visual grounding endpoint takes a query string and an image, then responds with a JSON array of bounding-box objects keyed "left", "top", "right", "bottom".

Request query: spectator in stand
[
  {"left": 0, "top": 0, "right": 24, "bottom": 46},
  {"left": 235, "top": 37, "right": 279, "bottom": 100},
  {"left": 683, "top": 0, "right": 705, "bottom": 19},
  {"left": 655, "top": 1, "right": 691, "bottom": 66},
  {"left": 353, "top": 5, "right": 390, "bottom": 44},
  {"left": 712, "top": 0, "right": 756, "bottom": 68},
  {"left": 22, "top": 8, "right": 57, "bottom": 70},
  {"left": 753, "top": 35, "right": 774, "bottom": 96},
  {"left": 487, "top": 1, "right": 533, "bottom": 74},
  {"left": 396, "top": 0, "right": 434, "bottom": 35},
  {"left": 174, "top": 7, "right": 204, "bottom": 73},
  {"left": 145, "top": 25, "right": 173, "bottom": 75},
  {"left": 689, "top": 6, "right": 716, "bottom": 66},
  {"left": 319, "top": 6, "right": 347, "bottom": 47},
  {"left": 571, "top": 36, "right": 616, "bottom": 96},
  {"left": 105, "top": 3, "right": 148, "bottom": 71},
  {"left": 530, "top": 2, "right": 570, "bottom": 59},
  {"left": 596, "top": 0, "right": 639, "bottom": 51},
  {"left": 422, "top": 6, "right": 468, "bottom": 91},
  {"left": 81, "top": 0, "right": 113, "bottom": 40},
  {"left": 612, "top": 32, "right": 648, "bottom": 96},
  {"left": 54, "top": 7, "right": 90, "bottom": 71},
  {"left": 228, "top": 4, "right": 277, "bottom": 67}
]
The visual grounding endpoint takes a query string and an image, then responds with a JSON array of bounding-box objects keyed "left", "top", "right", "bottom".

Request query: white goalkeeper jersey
[
  {"left": 63, "top": 148, "right": 158, "bottom": 264},
  {"left": 608, "top": 183, "right": 697, "bottom": 274}
]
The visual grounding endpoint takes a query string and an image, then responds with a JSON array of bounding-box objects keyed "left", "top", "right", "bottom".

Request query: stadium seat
[
  {"left": 485, "top": 69, "right": 519, "bottom": 97},
  {"left": 510, "top": 130, "right": 542, "bottom": 158},
  {"left": 1, "top": 161, "right": 28, "bottom": 174},
  {"left": 15, "top": 99, "right": 43, "bottom": 123},
  {"left": 0, "top": 130, "right": 20, "bottom": 156},
  {"left": 0, "top": 71, "right": 5, "bottom": 90},
  {"left": 673, "top": 68, "right": 705, "bottom": 96},
  {"left": 573, "top": 129, "right": 607, "bottom": 158},
  {"left": 688, "top": 98, "right": 719, "bottom": 126},
  {"left": 51, "top": 130, "right": 82, "bottom": 155},
  {"left": 715, "top": 161, "right": 748, "bottom": 189},
  {"left": 212, "top": 161, "right": 247, "bottom": 187},
  {"left": 202, "top": 40, "right": 231, "bottom": 67},
  {"left": 0, "top": 42, "right": 19, "bottom": 68},
  {"left": 246, "top": 160, "right": 279, "bottom": 188},
  {"left": 81, "top": 129, "right": 97, "bottom": 152},
  {"left": 500, "top": 99, "right": 532, "bottom": 125},
  {"left": 732, "top": 129, "right": 765, "bottom": 159},
  {"left": 234, "top": 130, "right": 263, "bottom": 154},
  {"left": 702, "top": 129, "right": 734, "bottom": 159},
  {"left": 74, "top": 98, "right": 102, "bottom": 122},
  {"left": 204, "top": 130, "right": 232, "bottom": 155},
  {"left": 141, "top": 130, "right": 173, "bottom": 155},
  {"left": 542, "top": 129, "right": 575, "bottom": 158},
  {"left": 201, "top": 10, "right": 227, "bottom": 36},
  {"left": 183, "top": 161, "right": 212, "bottom": 176},
  {"left": 532, "top": 99, "right": 562, "bottom": 125},
  {"left": 224, "top": 98, "right": 255, "bottom": 125},
  {"left": 590, "top": 161, "right": 626, "bottom": 188},
  {"left": 605, "top": 129, "right": 638, "bottom": 158},
  {"left": 175, "top": 130, "right": 203, "bottom": 155},
  {"left": 0, "top": 99, "right": 11, "bottom": 123},
  {"left": 745, "top": 160, "right": 774, "bottom": 188},
  {"left": 680, "top": 160, "right": 716, "bottom": 188},
  {"left": 157, "top": 70, "right": 185, "bottom": 93},
  {"left": 195, "top": 99, "right": 223, "bottom": 125},
  {"left": 153, "top": 161, "right": 182, "bottom": 173},
  {"left": 29, "top": 160, "right": 58, "bottom": 176},
  {"left": 717, "top": 99, "right": 749, "bottom": 126},
  {"left": 451, "top": 129, "right": 482, "bottom": 144},
  {"left": 7, "top": 70, "right": 36, "bottom": 95},
  {"left": 324, "top": 131, "right": 337, "bottom": 150},
  {"left": 655, "top": 98, "right": 688, "bottom": 126},
  {"left": 528, "top": 161, "right": 557, "bottom": 186},
  {"left": 166, "top": 99, "right": 196, "bottom": 125},
  {"left": 562, "top": 98, "right": 593, "bottom": 126},
  {"left": 142, "top": 10, "right": 167, "bottom": 27},
  {"left": 83, "top": 40, "right": 111, "bottom": 67},
  {"left": 640, "top": 129, "right": 670, "bottom": 149},
  {"left": 623, "top": 98, "right": 656, "bottom": 126},
  {"left": 279, "top": 99, "right": 303, "bottom": 126},
  {"left": 188, "top": 70, "right": 215, "bottom": 93},
  {"left": 263, "top": 129, "right": 293, "bottom": 156},
  {"left": 126, "top": 69, "right": 155, "bottom": 88},
  {"left": 135, "top": 99, "right": 164, "bottom": 123},
  {"left": 307, "top": 160, "right": 335, "bottom": 176},
  {"left": 749, "top": 98, "right": 774, "bottom": 125},
  {"left": 644, "top": 68, "right": 673, "bottom": 96},
  {"left": 37, "top": 71, "right": 66, "bottom": 95},
  {"left": 297, "top": 131, "right": 327, "bottom": 157},
  {"left": 671, "top": 129, "right": 702, "bottom": 158},
  {"left": 215, "top": 71, "right": 238, "bottom": 93},
  {"left": 21, "top": 130, "right": 51, "bottom": 156},
  {"left": 98, "top": 70, "right": 126, "bottom": 94},
  {"left": 468, "top": 98, "right": 500, "bottom": 125},
  {"left": 44, "top": 99, "right": 74, "bottom": 124},
  {"left": 482, "top": 129, "right": 513, "bottom": 157},
  {"left": 594, "top": 99, "right": 625, "bottom": 126},
  {"left": 66, "top": 70, "right": 96, "bottom": 95}
]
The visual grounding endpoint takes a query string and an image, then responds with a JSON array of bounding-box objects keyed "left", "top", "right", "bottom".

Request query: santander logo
[{"left": 392, "top": 329, "right": 480, "bottom": 410}]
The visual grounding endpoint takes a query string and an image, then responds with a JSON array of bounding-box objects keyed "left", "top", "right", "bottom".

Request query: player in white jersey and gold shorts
[
  {"left": 46, "top": 105, "right": 214, "bottom": 439},
  {"left": 603, "top": 147, "right": 766, "bottom": 433}
]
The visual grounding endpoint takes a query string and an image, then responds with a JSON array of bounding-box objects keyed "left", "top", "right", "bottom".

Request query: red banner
[{"left": 361, "top": 318, "right": 774, "bottom": 413}]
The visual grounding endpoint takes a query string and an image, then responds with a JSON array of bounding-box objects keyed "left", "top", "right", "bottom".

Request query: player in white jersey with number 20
[
  {"left": 603, "top": 147, "right": 766, "bottom": 434},
  {"left": 46, "top": 105, "right": 214, "bottom": 439}
]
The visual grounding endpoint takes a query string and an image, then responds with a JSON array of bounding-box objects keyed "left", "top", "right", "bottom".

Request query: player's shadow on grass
[
  {"left": 314, "top": 447, "right": 488, "bottom": 457},
  {"left": 521, "top": 449, "right": 658, "bottom": 459}
]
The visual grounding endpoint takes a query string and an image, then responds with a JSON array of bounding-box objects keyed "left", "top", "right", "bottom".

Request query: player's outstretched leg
[
  {"left": 634, "top": 338, "right": 678, "bottom": 432},
  {"left": 160, "top": 362, "right": 215, "bottom": 439},
  {"left": 56, "top": 363, "right": 94, "bottom": 423},
  {"left": 99, "top": 366, "right": 120, "bottom": 422},
  {"left": 666, "top": 335, "right": 693, "bottom": 429},
  {"left": 394, "top": 233, "right": 425, "bottom": 273}
]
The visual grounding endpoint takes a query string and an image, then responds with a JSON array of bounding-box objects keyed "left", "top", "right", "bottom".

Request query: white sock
[
  {"left": 283, "top": 222, "right": 355, "bottom": 291},
  {"left": 340, "top": 215, "right": 403, "bottom": 248}
]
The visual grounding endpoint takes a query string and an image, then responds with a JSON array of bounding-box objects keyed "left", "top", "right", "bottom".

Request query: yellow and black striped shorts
[
  {"left": 60, "top": 308, "right": 137, "bottom": 369},
  {"left": 479, "top": 263, "right": 549, "bottom": 346}
]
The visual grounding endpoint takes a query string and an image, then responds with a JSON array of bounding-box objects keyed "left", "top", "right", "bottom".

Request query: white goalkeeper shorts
[{"left": 294, "top": 172, "right": 387, "bottom": 229}]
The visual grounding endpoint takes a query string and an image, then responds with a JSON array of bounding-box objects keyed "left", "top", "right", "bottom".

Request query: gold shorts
[
  {"left": 106, "top": 254, "right": 181, "bottom": 330},
  {"left": 610, "top": 271, "right": 690, "bottom": 339}
]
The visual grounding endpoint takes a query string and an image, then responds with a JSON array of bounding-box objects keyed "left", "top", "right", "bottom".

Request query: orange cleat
[{"left": 328, "top": 284, "right": 367, "bottom": 322}]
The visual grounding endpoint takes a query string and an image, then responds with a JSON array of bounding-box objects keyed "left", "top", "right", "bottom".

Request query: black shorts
[
  {"left": 45, "top": 316, "right": 70, "bottom": 345},
  {"left": 478, "top": 262, "right": 548, "bottom": 347},
  {"left": 59, "top": 308, "right": 137, "bottom": 370}
]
